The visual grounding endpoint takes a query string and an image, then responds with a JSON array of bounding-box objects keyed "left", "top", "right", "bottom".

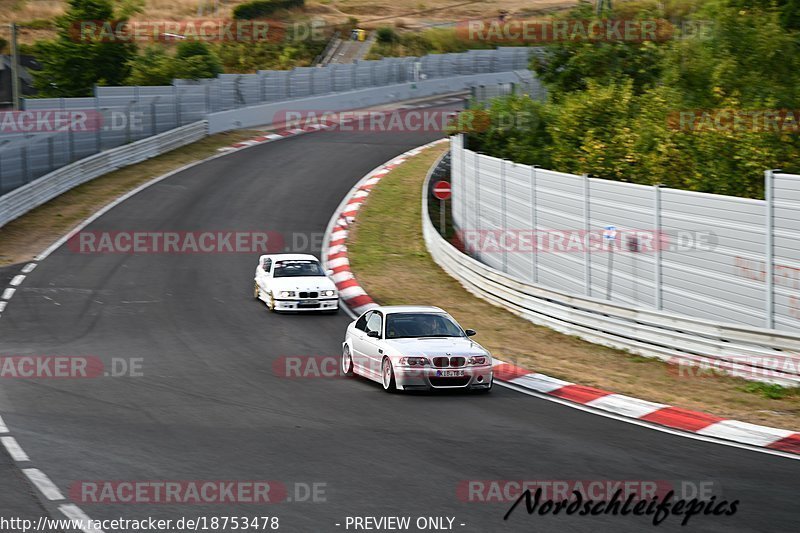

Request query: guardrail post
[
  {"left": 93, "top": 97, "right": 101, "bottom": 152},
  {"left": 133, "top": 86, "right": 141, "bottom": 141},
  {"left": 68, "top": 124, "right": 75, "bottom": 162},
  {"left": 173, "top": 85, "right": 180, "bottom": 127},
  {"left": 474, "top": 150, "right": 481, "bottom": 261},
  {"left": 501, "top": 159, "right": 508, "bottom": 273},
  {"left": 654, "top": 184, "right": 663, "bottom": 310},
  {"left": 460, "top": 135, "right": 466, "bottom": 236},
  {"left": 126, "top": 100, "right": 134, "bottom": 144},
  {"left": 21, "top": 144, "right": 29, "bottom": 184},
  {"left": 151, "top": 97, "right": 158, "bottom": 136},
  {"left": 765, "top": 169, "right": 775, "bottom": 329},
  {"left": 583, "top": 173, "right": 591, "bottom": 296},
  {"left": 531, "top": 165, "right": 538, "bottom": 284},
  {"left": 48, "top": 137, "right": 54, "bottom": 170}
]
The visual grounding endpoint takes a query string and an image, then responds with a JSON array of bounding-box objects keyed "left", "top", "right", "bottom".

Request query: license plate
[{"left": 435, "top": 370, "right": 465, "bottom": 377}]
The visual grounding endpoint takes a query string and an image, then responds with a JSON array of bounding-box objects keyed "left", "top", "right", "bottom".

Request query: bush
[
  {"left": 376, "top": 26, "right": 398, "bottom": 44},
  {"left": 233, "top": 0, "right": 305, "bottom": 20},
  {"left": 126, "top": 42, "right": 223, "bottom": 84}
]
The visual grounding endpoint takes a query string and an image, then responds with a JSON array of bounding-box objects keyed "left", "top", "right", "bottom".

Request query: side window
[
  {"left": 355, "top": 312, "right": 370, "bottom": 331},
  {"left": 262, "top": 258, "right": 272, "bottom": 272},
  {"left": 366, "top": 313, "right": 383, "bottom": 336}
]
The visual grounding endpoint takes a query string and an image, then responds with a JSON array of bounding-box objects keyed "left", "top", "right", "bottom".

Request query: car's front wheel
[
  {"left": 381, "top": 357, "right": 396, "bottom": 392},
  {"left": 342, "top": 346, "right": 354, "bottom": 377},
  {"left": 253, "top": 281, "right": 260, "bottom": 300}
]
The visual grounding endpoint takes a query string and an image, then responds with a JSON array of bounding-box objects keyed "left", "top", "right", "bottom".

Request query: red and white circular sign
[{"left": 432, "top": 180, "right": 451, "bottom": 200}]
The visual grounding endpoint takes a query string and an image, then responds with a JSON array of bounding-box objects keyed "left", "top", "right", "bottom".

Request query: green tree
[
  {"left": 32, "top": 0, "right": 138, "bottom": 96},
  {"left": 172, "top": 41, "right": 223, "bottom": 80},
  {"left": 126, "top": 46, "right": 174, "bottom": 85},
  {"left": 126, "top": 42, "right": 223, "bottom": 85}
]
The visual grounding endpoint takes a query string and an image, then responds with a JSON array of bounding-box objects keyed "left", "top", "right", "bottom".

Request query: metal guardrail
[
  {"left": 450, "top": 136, "right": 800, "bottom": 334},
  {"left": 0, "top": 121, "right": 207, "bottom": 228},
  {"left": 422, "top": 151, "right": 800, "bottom": 386},
  {"left": 1, "top": 47, "right": 535, "bottom": 197}
]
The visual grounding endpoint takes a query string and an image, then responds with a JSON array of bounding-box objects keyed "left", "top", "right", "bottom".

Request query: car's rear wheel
[
  {"left": 253, "top": 281, "right": 260, "bottom": 300},
  {"left": 342, "top": 346, "right": 353, "bottom": 377},
  {"left": 381, "top": 357, "right": 396, "bottom": 392}
]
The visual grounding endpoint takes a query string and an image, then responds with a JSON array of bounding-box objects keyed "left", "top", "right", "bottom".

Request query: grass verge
[
  {"left": 347, "top": 144, "right": 800, "bottom": 430},
  {"left": 0, "top": 130, "right": 260, "bottom": 266}
]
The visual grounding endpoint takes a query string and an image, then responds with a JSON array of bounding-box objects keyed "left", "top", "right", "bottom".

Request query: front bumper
[
  {"left": 394, "top": 364, "right": 493, "bottom": 390},
  {"left": 273, "top": 298, "right": 339, "bottom": 311}
]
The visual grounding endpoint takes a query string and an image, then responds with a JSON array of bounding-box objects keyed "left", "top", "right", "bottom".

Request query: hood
[
  {"left": 383, "top": 337, "right": 489, "bottom": 358},
  {"left": 271, "top": 276, "right": 336, "bottom": 292}
]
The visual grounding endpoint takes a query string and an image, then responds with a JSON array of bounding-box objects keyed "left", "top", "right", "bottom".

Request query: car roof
[
  {"left": 373, "top": 305, "right": 447, "bottom": 315},
  {"left": 259, "top": 254, "right": 319, "bottom": 262}
]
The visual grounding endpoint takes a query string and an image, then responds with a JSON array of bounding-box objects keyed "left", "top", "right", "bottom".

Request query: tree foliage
[
  {"left": 467, "top": 0, "right": 800, "bottom": 198},
  {"left": 126, "top": 41, "right": 223, "bottom": 85},
  {"left": 32, "top": 0, "right": 138, "bottom": 96}
]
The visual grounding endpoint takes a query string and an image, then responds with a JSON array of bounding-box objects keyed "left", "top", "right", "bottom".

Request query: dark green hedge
[{"left": 232, "top": 0, "right": 305, "bottom": 20}]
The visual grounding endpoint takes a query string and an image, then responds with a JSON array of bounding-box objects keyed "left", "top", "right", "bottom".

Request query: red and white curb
[
  {"left": 322, "top": 141, "right": 800, "bottom": 459},
  {"left": 322, "top": 138, "right": 448, "bottom": 316},
  {"left": 217, "top": 97, "right": 465, "bottom": 152},
  {"left": 218, "top": 126, "right": 326, "bottom": 151},
  {"left": 493, "top": 361, "right": 800, "bottom": 456}
]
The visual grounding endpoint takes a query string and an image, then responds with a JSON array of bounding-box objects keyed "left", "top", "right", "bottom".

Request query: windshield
[
  {"left": 273, "top": 260, "right": 325, "bottom": 278},
  {"left": 385, "top": 313, "right": 465, "bottom": 339}
]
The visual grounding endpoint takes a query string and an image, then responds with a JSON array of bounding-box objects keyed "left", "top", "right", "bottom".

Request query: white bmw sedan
[
  {"left": 253, "top": 254, "right": 339, "bottom": 313},
  {"left": 342, "top": 305, "right": 493, "bottom": 392}
]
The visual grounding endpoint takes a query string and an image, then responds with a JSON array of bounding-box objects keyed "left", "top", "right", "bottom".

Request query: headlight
[
  {"left": 468, "top": 356, "right": 487, "bottom": 365},
  {"left": 320, "top": 290, "right": 336, "bottom": 297},
  {"left": 279, "top": 291, "right": 296, "bottom": 298},
  {"left": 399, "top": 357, "right": 429, "bottom": 366}
]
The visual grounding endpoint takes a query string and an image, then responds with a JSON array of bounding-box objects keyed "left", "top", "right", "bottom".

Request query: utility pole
[{"left": 9, "top": 22, "right": 21, "bottom": 110}]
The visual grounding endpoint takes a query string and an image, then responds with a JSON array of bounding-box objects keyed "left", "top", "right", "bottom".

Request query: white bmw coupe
[
  {"left": 253, "top": 254, "right": 339, "bottom": 313},
  {"left": 342, "top": 305, "right": 493, "bottom": 392}
]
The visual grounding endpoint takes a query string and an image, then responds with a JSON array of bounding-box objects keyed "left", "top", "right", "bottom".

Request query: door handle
[{"left": 378, "top": 349, "right": 383, "bottom": 354}]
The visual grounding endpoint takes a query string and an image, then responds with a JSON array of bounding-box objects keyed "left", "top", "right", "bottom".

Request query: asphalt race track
[{"left": 1, "top": 122, "right": 799, "bottom": 532}]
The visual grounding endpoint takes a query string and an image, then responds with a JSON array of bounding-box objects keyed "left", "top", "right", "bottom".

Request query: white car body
[
  {"left": 342, "top": 305, "right": 493, "bottom": 392},
  {"left": 253, "top": 254, "right": 339, "bottom": 313}
]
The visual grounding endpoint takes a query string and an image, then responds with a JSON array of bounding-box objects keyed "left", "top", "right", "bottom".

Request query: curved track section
[{"left": 1, "top": 124, "right": 799, "bottom": 531}]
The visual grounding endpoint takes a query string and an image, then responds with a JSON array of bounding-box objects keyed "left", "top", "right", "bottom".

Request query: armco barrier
[
  {"left": 0, "top": 73, "right": 530, "bottom": 228},
  {"left": 2, "top": 47, "right": 537, "bottom": 197},
  {"left": 450, "top": 136, "right": 800, "bottom": 333},
  {"left": 422, "top": 151, "right": 800, "bottom": 386},
  {"left": 207, "top": 71, "right": 532, "bottom": 133},
  {"left": 0, "top": 121, "right": 207, "bottom": 228}
]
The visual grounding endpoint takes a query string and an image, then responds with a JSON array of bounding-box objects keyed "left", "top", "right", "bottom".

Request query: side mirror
[
  {"left": 465, "top": 329, "right": 477, "bottom": 337},
  {"left": 326, "top": 269, "right": 334, "bottom": 277},
  {"left": 367, "top": 330, "right": 381, "bottom": 338}
]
